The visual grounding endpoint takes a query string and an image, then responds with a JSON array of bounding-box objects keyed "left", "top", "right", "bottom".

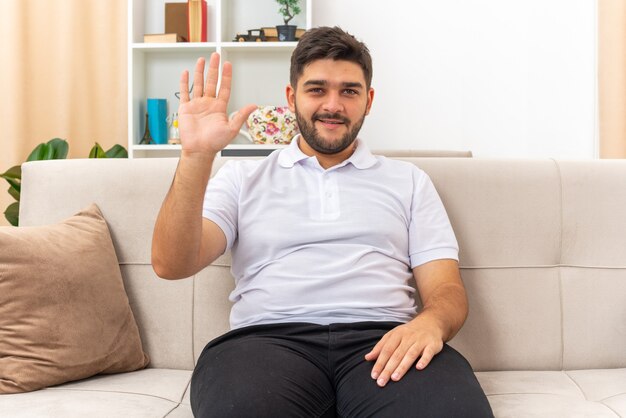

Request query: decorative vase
[
  {"left": 147, "top": 98, "right": 168, "bottom": 144},
  {"left": 276, "top": 25, "right": 297, "bottom": 42}
]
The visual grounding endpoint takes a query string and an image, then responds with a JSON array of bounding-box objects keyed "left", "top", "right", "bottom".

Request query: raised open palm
[{"left": 178, "top": 53, "right": 257, "bottom": 155}]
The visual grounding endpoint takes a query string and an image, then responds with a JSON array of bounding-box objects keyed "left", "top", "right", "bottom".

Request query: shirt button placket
[{"left": 322, "top": 172, "right": 340, "bottom": 219}]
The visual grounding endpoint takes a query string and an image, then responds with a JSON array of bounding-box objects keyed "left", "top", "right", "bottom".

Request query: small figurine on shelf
[
  {"left": 139, "top": 112, "right": 154, "bottom": 144},
  {"left": 233, "top": 29, "right": 266, "bottom": 42},
  {"left": 168, "top": 113, "right": 181, "bottom": 144}
]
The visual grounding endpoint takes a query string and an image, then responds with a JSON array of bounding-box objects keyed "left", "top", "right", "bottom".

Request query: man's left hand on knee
[{"left": 364, "top": 318, "right": 444, "bottom": 387}]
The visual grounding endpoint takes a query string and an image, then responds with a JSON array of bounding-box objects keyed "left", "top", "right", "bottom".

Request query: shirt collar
[{"left": 278, "top": 135, "right": 378, "bottom": 170}]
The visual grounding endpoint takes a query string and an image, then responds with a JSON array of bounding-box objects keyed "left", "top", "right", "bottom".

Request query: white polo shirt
[{"left": 203, "top": 136, "right": 459, "bottom": 329}]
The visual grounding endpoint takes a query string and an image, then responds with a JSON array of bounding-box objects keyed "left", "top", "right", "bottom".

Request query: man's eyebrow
[
  {"left": 302, "top": 80, "right": 364, "bottom": 89},
  {"left": 303, "top": 80, "right": 327, "bottom": 86},
  {"left": 342, "top": 82, "right": 364, "bottom": 89}
]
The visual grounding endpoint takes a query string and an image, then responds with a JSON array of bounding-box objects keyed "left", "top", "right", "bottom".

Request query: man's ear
[
  {"left": 286, "top": 84, "right": 296, "bottom": 112},
  {"left": 365, "top": 87, "right": 375, "bottom": 115}
]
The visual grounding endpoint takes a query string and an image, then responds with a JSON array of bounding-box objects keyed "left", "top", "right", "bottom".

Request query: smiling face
[{"left": 287, "top": 59, "right": 375, "bottom": 160}]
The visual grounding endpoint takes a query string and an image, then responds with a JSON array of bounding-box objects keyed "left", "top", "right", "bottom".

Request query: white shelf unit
[
  {"left": 131, "top": 143, "right": 287, "bottom": 158},
  {"left": 128, "top": 0, "right": 312, "bottom": 158}
]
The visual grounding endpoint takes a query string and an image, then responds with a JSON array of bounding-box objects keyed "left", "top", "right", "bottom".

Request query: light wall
[
  {"left": 0, "top": 0, "right": 605, "bottom": 226},
  {"left": 312, "top": 0, "right": 598, "bottom": 158}
]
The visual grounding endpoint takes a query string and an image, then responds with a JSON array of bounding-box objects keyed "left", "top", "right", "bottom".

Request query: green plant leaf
[
  {"left": 3, "top": 139, "right": 68, "bottom": 225},
  {"left": 7, "top": 185, "right": 19, "bottom": 201},
  {"left": 5, "top": 201, "right": 19, "bottom": 226},
  {"left": 48, "top": 138, "right": 69, "bottom": 159},
  {"left": 1, "top": 165, "right": 21, "bottom": 202},
  {"left": 5, "top": 178, "right": 20, "bottom": 195},
  {"left": 105, "top": 144, "right": 128, "bottom": 158},
  {"left": 0, "top": 165, "right": 21, "bottom": 181},
  {"left": 89, "top": 143, "right": 107, "bottom": 158},
  {"left": 26, "top": 138, "right": 68, "bottom": 161},
  {"left": 27, "top": 143, "right": 48, "bottom": 161}
]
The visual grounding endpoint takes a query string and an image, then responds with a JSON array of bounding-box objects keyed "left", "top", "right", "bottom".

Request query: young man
[{"left": 152, "top": 26, "right": 493, "bottom": 417}]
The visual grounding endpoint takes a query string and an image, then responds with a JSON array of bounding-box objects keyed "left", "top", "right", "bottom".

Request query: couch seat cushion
[
  {"left": 0, "top": 369, "right": 192, "bottom": 418},
  {"left": 476, "top": 369, "right": 626, "bottom": 417}
]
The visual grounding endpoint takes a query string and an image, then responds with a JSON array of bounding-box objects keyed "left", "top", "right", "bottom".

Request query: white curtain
[{"left": 0, "top": 0, "right": 127, "bottom": 225}]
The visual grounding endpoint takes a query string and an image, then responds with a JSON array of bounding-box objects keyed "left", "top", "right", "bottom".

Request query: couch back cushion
[
  {"left": 410, "top": 159, "right": 564, "bottom": 371},
  {"left": 20, "top": 158, "right": 626, "bottom": 371},
  {"left": 557, "top": 161, "right": 626, "bottom": 370}
]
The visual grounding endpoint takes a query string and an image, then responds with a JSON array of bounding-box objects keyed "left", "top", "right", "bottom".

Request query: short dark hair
[{"left": 290, "top": 26, "right": 373, "bottom": 89}]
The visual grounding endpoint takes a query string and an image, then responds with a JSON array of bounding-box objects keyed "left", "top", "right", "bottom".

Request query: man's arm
[
  {"left": 151, "top": 153, "right": 226, "bottom": 279},
  {"left": 151, "top": 53, "right": 256, "bottom": 280},
  {"left": 364, "top": 259, "right": 468, "bottom": 387}
]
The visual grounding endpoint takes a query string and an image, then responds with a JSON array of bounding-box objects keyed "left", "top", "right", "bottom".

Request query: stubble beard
[{"left": 294, "top": 104, "right": 367, "bottom": 155}]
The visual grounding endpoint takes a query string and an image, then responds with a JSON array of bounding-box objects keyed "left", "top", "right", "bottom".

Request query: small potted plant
[{"left": 275, "top": 0, "right": 301, "bottom": 42}]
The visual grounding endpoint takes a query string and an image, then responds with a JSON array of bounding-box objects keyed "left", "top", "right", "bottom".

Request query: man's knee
[
  {"left": 191, "top": 364, "right": 335, "bottom": 418},
  {"left": 191, "top": 377, "right": 306, "bottom": 418},
  {"left": 190, "top": 336, "right": 335, "bottom": 418},
  {"left": 336, "top": 345, "right": 493, "bottom": 417}
]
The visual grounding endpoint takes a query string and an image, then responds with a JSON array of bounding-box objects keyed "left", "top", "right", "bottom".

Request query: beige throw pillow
[{"left": 0, "top": 204, "right": 149, "bottom": 393}]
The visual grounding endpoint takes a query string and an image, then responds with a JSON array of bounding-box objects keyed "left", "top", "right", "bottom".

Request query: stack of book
[
  {"left": 165, "top": 2, "right": 188, "bottom": 41},
  {"left": 144, "top": 33, "right": 185, "bottom": 43},
  {"left": 187, "top": 0, "right": 207, "bottom": 42},
  {"left": 143, "top": 1, "right": 207, "bottom": 43}
]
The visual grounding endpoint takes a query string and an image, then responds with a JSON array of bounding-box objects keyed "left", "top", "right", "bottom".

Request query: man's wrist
[
  {"left": 181, "top": 149, "right": 219, "bottom": 163},
  {"left": 175, "top": 149, "right": 218, "bottom": 188},
  {"left": 411, "top": 309, "right": 448, "bottom": 342}
]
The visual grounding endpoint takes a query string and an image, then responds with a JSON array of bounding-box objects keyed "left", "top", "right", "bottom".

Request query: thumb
[{"left": 229, "top": 104, "right": 257, "bottom": 132}]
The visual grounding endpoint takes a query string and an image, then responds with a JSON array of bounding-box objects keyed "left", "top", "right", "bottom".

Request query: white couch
[{"left": 2, "top": 156, "right": 626, "bottom": 417}]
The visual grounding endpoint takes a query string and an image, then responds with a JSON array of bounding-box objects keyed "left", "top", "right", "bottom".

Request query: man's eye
[
  {"left": 307, "top": 88, "right": 324, "bottom": 94},
  {"left": 343, "top": 89, "right": 358, "bottom": 95}
]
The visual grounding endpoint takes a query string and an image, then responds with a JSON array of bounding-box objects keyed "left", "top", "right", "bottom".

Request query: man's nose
[{"left": 322, "top": 91, "right": 344, "bottom": 113}]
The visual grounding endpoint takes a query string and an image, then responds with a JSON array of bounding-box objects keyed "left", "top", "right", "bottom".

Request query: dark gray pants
[{"left": 191, "top": 321, "right": 493, "bottom": 418}]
